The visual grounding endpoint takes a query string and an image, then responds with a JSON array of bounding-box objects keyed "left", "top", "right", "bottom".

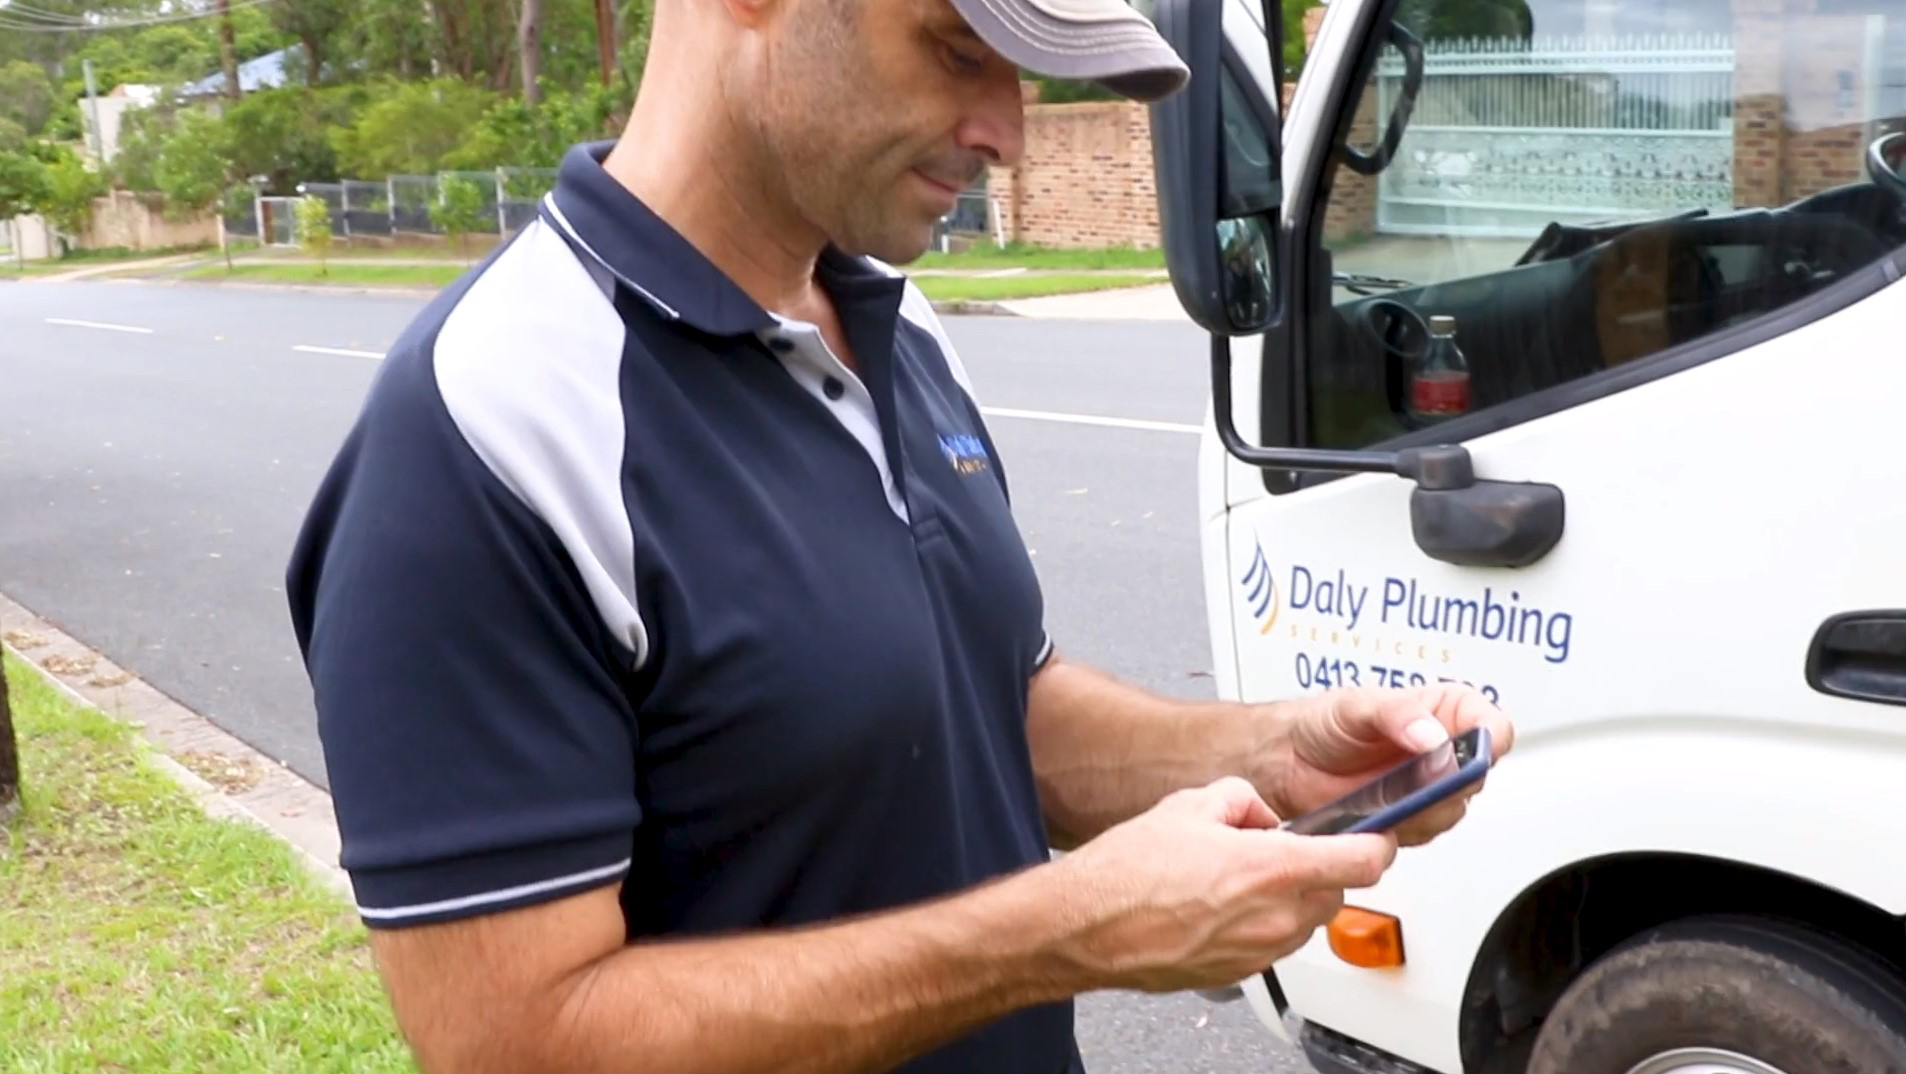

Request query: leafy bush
[
  {"left": 294, "top": 194, "right": 334, "bottom": 271},
  {"left": 430, "top": 175, "right": 489, "bottom": 259}
]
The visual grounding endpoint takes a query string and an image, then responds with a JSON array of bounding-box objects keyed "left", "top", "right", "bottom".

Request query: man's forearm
[
  {"left": 1025, "top": 653, "right": 1294, "bottom": 848},
  {"left": 390, "top": 866, "right": 1093, "bottom": 1074}
]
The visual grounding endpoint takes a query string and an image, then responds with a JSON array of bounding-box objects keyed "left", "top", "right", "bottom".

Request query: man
[{"left": 285, "top": 0, "right": 1514, "bottom": 1072}]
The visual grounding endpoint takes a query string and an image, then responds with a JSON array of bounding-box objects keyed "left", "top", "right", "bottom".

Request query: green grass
[
  {"left": 913, "top": 273, "right": 1159, "bottom": 303},
  {"left": 181, "top": 261, "right": 467, "bottom": 289},
  {"left": 250, "top": 241, "right": 498, "bottom": 263},
  {"left": 181, "top": 260, "right": 1157, "bottom": 303},
  {"left": 0, "top": 653, "right": 419, "bottom": 1074},
  {"left": 912, "top": 242, "right": 1165, "bottom": 271},
  {"left": 2, "top": 244, "right": 216, "bottom": 278},
  {"left": 1, "top": 261, "right": 75, "bottom": 278}
]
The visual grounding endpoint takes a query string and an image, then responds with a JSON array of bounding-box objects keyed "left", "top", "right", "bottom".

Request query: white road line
[
  {"left": 981, "top": 407, "right": 1202, "bottom": 435},
  {"left": 281, "top": 344, "right": 1199, "bottom": 435},
  {"left": 46, "top": 317, "right": 153, "bottom": 334},
  {"left": 293, "top": 345, "right": 386, "bottom": 359}
]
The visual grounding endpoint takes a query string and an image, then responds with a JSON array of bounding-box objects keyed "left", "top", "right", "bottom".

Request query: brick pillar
[
  {"left": 987, "top": 81, "right": 1043, "bottom": 245},
  {"left": 1325, "top": 83, "right": 1381, "bottom": 242},
  {"left": 1303, "top": 4, "right": 1327, "bottom": 49},
  {"left": 1731, "top": 0, "right": 1790, "bottom": 207}
]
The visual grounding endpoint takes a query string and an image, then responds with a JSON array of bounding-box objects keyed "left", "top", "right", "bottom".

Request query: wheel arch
[{"left": 1456, "top": 851, "right": 1906, "bottom": 1074}]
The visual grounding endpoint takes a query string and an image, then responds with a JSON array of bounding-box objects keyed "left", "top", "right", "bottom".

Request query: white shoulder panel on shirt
[
  {"left": 430, "top": 218, "right": 649, "bottom": 669},
  {"left": 867, "top": 255, "right": 981, "bottom": 405}
]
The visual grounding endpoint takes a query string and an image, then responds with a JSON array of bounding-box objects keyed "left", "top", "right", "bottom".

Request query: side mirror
[
  {"left": 1145, "top": 0, "right": 1568, "bottom": 570},
  {"left": 1147, "top": 0, "right": 1280, "bottom": 337}
]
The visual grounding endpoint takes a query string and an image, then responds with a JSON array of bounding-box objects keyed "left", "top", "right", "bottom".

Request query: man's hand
[
  {"left": 1043, "top": 776, "right": 1397, "bottom": 993},
  {"left": 1266, "top": 683, "right": 1514, "bottom": 847}
]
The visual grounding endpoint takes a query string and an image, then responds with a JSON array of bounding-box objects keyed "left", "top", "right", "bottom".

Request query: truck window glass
[{"left": 1304, "top": 0, "right": 1906, "bottom": 452}]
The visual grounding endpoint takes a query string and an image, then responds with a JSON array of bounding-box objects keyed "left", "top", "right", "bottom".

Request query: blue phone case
[{"left": 1283, "top": 726, "right": 1493, "bottom": 836}]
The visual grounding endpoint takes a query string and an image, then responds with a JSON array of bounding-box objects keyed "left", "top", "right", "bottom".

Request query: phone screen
[{"left": 1282, "top": 728, "right": 1485, "bottom": 836}]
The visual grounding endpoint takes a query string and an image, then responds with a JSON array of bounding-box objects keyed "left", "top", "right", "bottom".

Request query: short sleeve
[{"left": 286, "top": 334, "right": 642, "bottom": 929}]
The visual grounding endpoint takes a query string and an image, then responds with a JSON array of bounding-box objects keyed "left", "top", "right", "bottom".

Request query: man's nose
[{"left": 956, "top": 70, "right": 1027, "bottom": 169}]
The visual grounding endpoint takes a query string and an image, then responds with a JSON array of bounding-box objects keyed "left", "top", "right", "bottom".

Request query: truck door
[
  {"left": 1226, "top": 0, "right": 1906, "bottom": 759},
  {"left": 1159, "top": 0, "right": 1906, "bottom": 1066}
]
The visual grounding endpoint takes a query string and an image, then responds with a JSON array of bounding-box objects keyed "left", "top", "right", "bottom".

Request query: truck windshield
[{"left": 1301, "top": 0, "right": 1906, "bottom": 451}]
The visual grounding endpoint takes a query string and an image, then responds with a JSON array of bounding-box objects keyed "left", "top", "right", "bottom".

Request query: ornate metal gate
[{"left": 1373, "top": 34, "right": 1737, "bottom": 238}]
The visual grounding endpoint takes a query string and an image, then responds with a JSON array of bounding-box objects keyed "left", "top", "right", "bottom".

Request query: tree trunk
[
  {"left": 518, "top": 0, "right": 543, "bottom": 106},
  {"left": 488, "top": 0, "right": 518, "bottom": 90},
  {"left": 0, "top": 658, "right": 19, "bottom": 826},
  {"left": 216, "top": 0, "right": 242, "bottom": 101},
  {"left": 594, "top": 0, "right": 617, "bottom": 87},
  {"left": 303, "top": 34, "right": 323, "bottom": 85}
]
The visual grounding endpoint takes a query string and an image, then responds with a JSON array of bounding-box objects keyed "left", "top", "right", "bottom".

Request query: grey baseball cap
[{"left": 947, "top": 0, "right": 1190, "bottom": 103}]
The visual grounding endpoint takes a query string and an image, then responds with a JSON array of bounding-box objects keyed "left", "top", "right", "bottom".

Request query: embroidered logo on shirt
[{"left": 939, "top": 433, "right": 991, "bottom": 475}]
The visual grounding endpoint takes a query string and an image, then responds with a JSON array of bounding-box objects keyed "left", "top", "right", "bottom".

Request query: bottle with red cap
[{"left": 1408, "top": 314, "right": 1471, "bottom": 424}]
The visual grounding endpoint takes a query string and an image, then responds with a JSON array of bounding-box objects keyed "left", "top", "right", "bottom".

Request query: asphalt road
[{"left": 0, "top": 279, "right": 1310, "bottom": 1074}]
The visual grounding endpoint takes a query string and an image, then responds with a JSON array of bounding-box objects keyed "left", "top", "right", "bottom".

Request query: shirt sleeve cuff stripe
[{"left": 357, "top": 857, "right": 632, "bottom": 922}]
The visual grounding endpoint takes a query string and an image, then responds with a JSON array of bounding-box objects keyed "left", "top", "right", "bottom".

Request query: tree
[
  {"left": 32, "top": 148, "right": 108, "bottom": 249},
  {"left": 154, "top": 111, "right": 237, "bottom": 267},
  {"left": 1393, "top": 0, "right": 1535, "bottom": 42},
  {"left": 0, "top": 147, "right": 48, "bottom": 270},
  {"left": 594, "top": 0, "right": 618, "bottom": 88},
  {"left": 270, "top": 0, "right": 352, "bottom": 85},
  {"left": 519, "top": 0, "right": 545, "bottom": 106},
  {"left": 0, "top": 61, "right": 56, "bottom": 138},
  {"left": 216, "top": 0, "right": 243, "bottom": 101},
  {"left": 331, "top": 78, "right": 494, "bottom": 177},
  {"left": 0, "top": 660, "right": 17, "bottom": 826}
]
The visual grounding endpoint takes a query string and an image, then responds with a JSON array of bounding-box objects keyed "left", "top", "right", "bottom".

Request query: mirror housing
[{"left": 1148, "top": 0, "right": 1278, "bottom": 337}]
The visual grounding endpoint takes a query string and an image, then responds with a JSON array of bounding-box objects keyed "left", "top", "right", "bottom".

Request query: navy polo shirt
[{"left": 285, "top": 141, "right": 1079, "bottom": 1072}]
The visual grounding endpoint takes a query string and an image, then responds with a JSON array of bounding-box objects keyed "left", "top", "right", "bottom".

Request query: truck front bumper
[{"left": 1298, "top": 1021, "right": 1440, "bottom": 1074}]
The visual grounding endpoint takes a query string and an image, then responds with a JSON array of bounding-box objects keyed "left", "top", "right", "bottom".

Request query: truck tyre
[{"left": 1526, "top": 915, "right": 1906, "bottom": 1074}]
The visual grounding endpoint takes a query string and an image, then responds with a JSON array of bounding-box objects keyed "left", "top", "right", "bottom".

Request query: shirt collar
[{"left": 540, "top": 140, "right": 905, "bottom": 338}]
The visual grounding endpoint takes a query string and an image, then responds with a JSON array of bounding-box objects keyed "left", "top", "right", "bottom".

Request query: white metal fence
[
  {"left": 1374, "top": 33, "right": 1738, "bottom": 238},
  {"left": 225, "top": 168, "right": 1001, "bottom": 250}
]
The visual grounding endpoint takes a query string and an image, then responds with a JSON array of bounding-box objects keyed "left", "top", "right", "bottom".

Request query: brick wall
[
  {"left": 80, "top": 190, "right": 218, "bottom": 252},
  {"left": 1324, "top": 85, "right": 1382, "bottom": 242},
  {"left": 1733, "top": 0, "right": 1876, "bottom": 206},
  {"left": 988, "top": 94, "right": 1162, "bottom": 249}
]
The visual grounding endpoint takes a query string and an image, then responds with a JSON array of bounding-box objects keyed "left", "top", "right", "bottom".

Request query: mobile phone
[{"left": 1281, "top": 726, "right": 1493, "bottom": 836}]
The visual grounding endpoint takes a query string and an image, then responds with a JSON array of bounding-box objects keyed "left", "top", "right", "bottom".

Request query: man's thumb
[
  {"left": 1184, "top": 776, "right": 1280, "bottom": 829},
  {"left": 1386, "top": 704, "right": 1450, "bottom": 754}
]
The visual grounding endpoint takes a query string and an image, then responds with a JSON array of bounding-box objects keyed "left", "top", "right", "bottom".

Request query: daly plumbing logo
[{"left": 1237, "top": 531, "right": 1576, "bottom": 666}]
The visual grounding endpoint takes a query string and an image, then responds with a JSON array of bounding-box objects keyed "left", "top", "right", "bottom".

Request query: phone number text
[{"left": 1294, "top": 652, "right": 1501, "bottom": 705}]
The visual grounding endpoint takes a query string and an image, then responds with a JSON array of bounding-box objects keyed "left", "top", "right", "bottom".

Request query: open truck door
[{"left": 1148, "top": 0, "right": 1906, "bottom": 1070}]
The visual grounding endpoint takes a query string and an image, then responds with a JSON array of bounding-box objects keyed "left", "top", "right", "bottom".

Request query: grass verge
[
  {"left": 912, "top": 273, "right": 1159, "bottom": 303},
  {"left": 0, "top": 653, "right": 417, "bottom": 1073},
  {"left": 3, "top": 244, "right": 217, "bottom": 279},
  {"left": 181, "top": 262, "right": 467, "bottom": 289},
  {"left": 912, "top": 242, "right": 1165, "bottom": 272},
  {"left": 1, "top": 262, "right": 75, "bottom": 279},
  {"left": 182, "top": 261, "right": 1159, "bottom": 304}
]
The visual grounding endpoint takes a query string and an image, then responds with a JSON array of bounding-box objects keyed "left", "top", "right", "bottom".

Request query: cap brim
[{"left": 949, "top": 0, "right": 1191, "bottom": 103}]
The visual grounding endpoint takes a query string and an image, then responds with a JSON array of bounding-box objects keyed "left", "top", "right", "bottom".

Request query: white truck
[{"left": 1139, "top": 0, "right": 1906, "bottom": 1070}]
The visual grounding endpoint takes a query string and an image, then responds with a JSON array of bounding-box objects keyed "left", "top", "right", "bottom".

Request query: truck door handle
[{"left": 1806, "top": 611, "right": 1906, "bottom": 706}]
